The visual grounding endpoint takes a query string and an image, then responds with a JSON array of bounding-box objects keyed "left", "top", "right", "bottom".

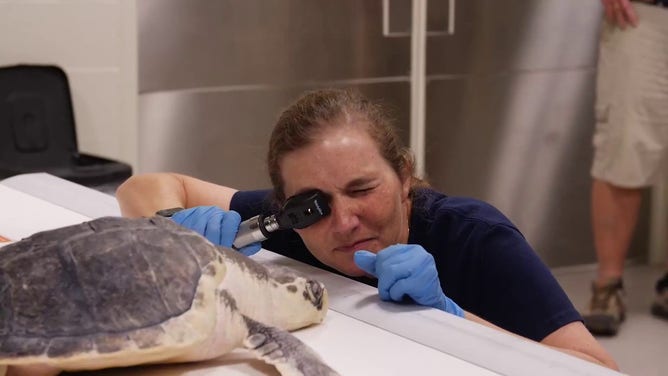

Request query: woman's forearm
[
  {"left": 115, "top": 173, "right": 239, "bottom": 218},
  {"left": 115, "top": 173, "right": 188, "bottom": 218}
]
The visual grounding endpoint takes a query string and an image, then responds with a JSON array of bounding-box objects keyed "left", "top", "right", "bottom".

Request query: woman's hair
[{"left": 267, "top": 88, "right": 428, "bottom": 203}]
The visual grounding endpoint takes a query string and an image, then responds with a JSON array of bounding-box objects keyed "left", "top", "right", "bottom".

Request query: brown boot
[
  {"left": 582, "top": 278, "right": 626, "bottom": 336},
  {"left": 651, "top": 273, "right": 668, "bottom": 320}
]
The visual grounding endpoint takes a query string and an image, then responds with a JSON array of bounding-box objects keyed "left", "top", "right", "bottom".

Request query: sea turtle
[{"left": 0, "top": 216, "right": 339, "bottom": 376}]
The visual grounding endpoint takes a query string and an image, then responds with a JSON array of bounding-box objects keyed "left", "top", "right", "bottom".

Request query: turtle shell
[{"left": 0, "top": 216, "right": 225, "bottom": 368}]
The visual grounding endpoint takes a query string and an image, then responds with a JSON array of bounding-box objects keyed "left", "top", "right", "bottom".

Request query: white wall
[{"left": 0, "top": 0, "right": 138, "bottom": 170}]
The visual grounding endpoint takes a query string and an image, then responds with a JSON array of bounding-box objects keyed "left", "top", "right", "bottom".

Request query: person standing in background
[{"left": 583, "top": 0, "right": 668, "bottom": 336}]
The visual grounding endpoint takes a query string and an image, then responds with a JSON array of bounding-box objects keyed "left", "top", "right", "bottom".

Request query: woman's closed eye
[{"left": 349, "top": 186, "right": 375, "bottom": 196}]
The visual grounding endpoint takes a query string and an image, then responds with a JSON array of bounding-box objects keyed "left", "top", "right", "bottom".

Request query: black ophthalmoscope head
[
  {"left": 231, "top": 189, "right": 330, "bottom": 249},
  {"left": 276, "top": 189, "right": 331, "bottom": 230}
]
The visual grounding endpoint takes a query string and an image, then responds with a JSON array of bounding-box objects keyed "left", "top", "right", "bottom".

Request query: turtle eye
[{"left": 304, "top": 280, "right": 324, "bottom": 309}]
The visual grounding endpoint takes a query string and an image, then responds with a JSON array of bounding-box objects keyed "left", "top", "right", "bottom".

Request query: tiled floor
[{"left": 553, "top": 263, "right": 668, "bottom": 376}]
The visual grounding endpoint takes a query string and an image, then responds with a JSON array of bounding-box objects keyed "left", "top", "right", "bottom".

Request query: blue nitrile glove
[
  {"left": 171, "top": 206, "right": 262, "bottom": 256},
  {"left": 354, "top": 244, "right": 464, "bottom": 317}
]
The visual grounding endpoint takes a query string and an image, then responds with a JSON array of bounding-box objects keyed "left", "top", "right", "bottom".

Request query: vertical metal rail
[
  {"left": 383, "top": 0, "right": 455, "bottom": 178},
  {"left": 410, "top": 0, "right": 428, "bottom": 178}
]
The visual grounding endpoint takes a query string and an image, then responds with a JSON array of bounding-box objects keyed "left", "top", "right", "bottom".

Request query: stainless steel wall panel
[
  {"left": 427, "top": 0, "right": 602, "bottom": 75},
  {"left": 382, "top": 0, "right": 452, "bottom": 36},
  {"left": 138, "top": 0, "right": 410, "bottom": 93},
  {"left": 139, "top": 82, "right": 410, "bottom": 189},
  {"left": 424, "top": 71, "right": 648, "bottom": 266},
  {"left": 136, "top": 0, "right": 646, "bottom": 268}
]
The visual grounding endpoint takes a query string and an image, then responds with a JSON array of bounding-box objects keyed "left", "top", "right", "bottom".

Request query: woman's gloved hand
[
  {"left": 171, "top": 206, "right": 262, "bottom": 256},
  {"left": 354, "top": 244, "right": 464, "bottom": 317}
]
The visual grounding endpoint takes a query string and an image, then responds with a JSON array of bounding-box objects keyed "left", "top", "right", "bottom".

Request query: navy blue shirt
[
  {"left": 231, "top": 188, "right": 582, "bottom": 342},
  {"left": 633, "top": 0, "right": 668, "bottom": 7}
]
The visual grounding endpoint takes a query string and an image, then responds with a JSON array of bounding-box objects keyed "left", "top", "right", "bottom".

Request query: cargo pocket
[{"left": 635, "top": 97, "right": 668, "bottom": 160}]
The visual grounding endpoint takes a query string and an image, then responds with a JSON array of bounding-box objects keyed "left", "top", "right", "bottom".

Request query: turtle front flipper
[{"left": 242, "top": 316, "right": 340, "bottom": 376}]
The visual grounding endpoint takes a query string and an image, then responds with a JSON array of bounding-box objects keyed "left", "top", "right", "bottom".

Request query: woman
[{"left": 117, "top": 89, "right": 618, "bottom": 370}]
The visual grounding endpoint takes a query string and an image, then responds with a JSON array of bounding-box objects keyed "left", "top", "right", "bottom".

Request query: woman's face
[{"left": 279, "top": 124, "right": 411, "bottom": 276}]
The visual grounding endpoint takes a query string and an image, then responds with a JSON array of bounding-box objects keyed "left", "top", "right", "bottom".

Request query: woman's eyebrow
[{"left": 291, "top": 187, "right": 320, "bottom": 197}]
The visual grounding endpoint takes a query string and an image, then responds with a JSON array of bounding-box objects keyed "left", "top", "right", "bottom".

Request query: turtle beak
[{"left": 305, "top": 280, "right": 326, "bottom": 310}]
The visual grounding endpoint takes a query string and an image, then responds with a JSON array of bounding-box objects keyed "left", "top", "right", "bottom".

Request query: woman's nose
[{"left": 329, "top": 197, "right": 360, "bottom": 233}]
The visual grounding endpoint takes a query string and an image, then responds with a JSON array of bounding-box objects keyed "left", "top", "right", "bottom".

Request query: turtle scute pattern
[{"left": 0, "top": 216, "right": 339, "bottom": 376}]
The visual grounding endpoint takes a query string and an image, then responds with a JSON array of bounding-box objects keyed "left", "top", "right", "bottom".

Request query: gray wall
[{"left": 137, "top": 0, "right": 648, "bottom": 267}]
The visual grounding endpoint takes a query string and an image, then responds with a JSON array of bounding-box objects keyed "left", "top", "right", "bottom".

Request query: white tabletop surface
[{"left": 0, "top": 173, "right": 624, "bottom": 376}]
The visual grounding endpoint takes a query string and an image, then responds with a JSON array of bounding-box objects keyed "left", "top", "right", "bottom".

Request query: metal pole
[{"left": 410, "top": 0, "right": 427, "bottom": 178}]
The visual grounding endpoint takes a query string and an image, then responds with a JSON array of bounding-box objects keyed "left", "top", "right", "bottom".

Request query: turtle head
[
  {"left": 216, "top": 248, "right": 329, "bottom": 331},
  {"left": 263, "top": 267, "right": 330, "bottom": 330}
]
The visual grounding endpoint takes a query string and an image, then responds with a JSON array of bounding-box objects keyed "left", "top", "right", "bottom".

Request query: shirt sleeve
[
  {"left": 229, "top": 189, "right": 274, "bottom": 220},
  {"left": 473, "top": 223, "right": 582, "bottom": 341}
]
